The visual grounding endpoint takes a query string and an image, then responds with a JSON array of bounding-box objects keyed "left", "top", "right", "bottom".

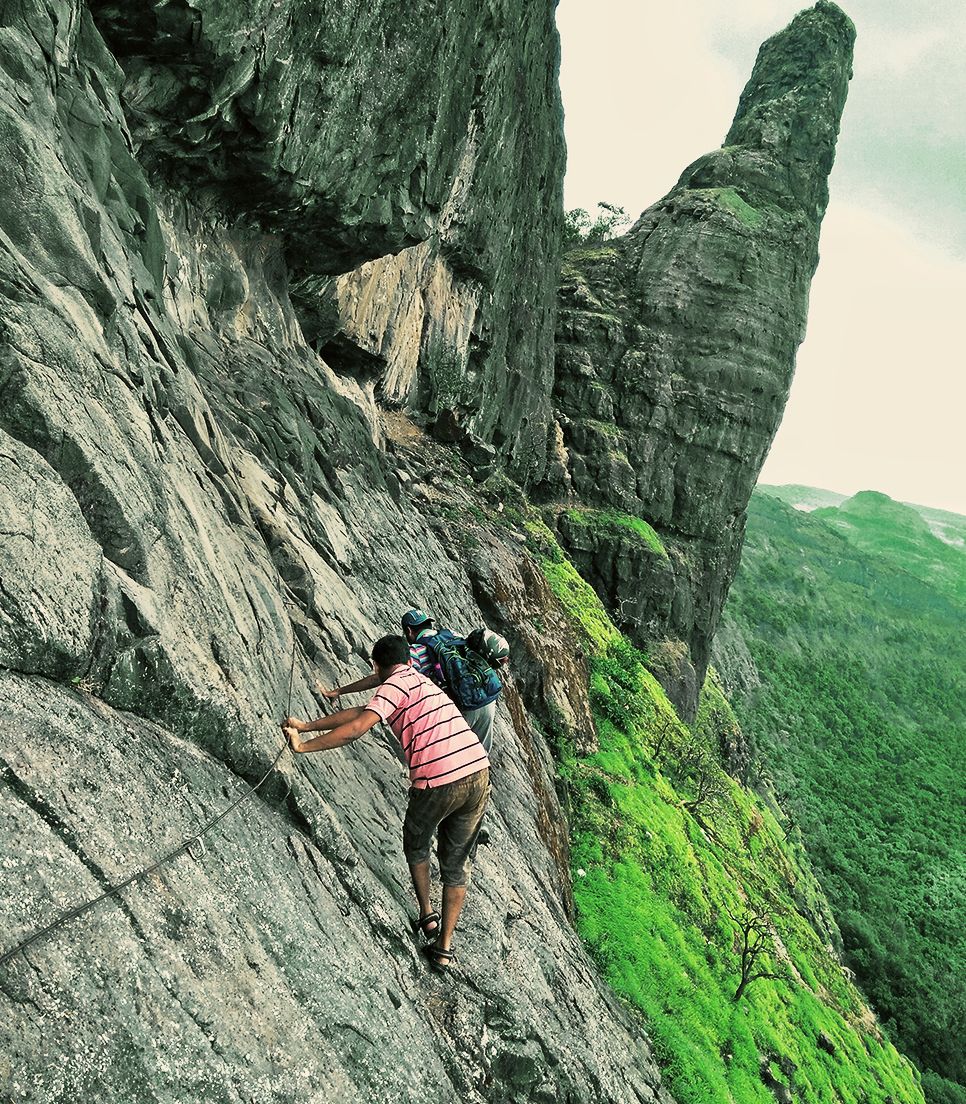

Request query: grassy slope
[
  {"left": 564, "top": 507, "right": 669, "bottom": 557},
  {"left": 719, "top": 491, "right": 966, "bottom": 1104},
  {"left": 528, "top": 523, "right": 924, "bottom": 1104}
]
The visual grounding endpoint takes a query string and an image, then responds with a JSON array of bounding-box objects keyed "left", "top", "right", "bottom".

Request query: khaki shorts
[
  {"left": 463, "top": 701, "right": 496, "bottom": 755},
  {"left": 403, "top": 768, "right": 490, "bottom": 887}
]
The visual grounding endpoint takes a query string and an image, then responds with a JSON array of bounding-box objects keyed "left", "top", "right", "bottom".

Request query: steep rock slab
[
  {"left": 0, "top": 430, "right": 104, "bottom": 680},
  {"left": 0, "top": 672, "right": 671, "bottom": 1103},
  {"left": 89, "top": 0, "right": 565, "bottom": 475},
  {"left": 0, "top": 3, "right": 669, "bottom": 1099},
  {"left": 548, "top": 2, "right": 854, "bottom": 717}
]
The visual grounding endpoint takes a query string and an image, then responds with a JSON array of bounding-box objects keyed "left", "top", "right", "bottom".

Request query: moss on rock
[{"left": 565, "top": 508, "right": 669, "bottom": 558}]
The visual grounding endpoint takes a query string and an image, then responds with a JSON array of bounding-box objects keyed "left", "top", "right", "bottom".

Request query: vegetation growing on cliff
[
  {"left": 720, "top": 490, "right": 966, "bottom": 1104},
  {"left": 564, "top": 202, "right": 631, "bottom": 246},
  {"left": 564, "top": 507, "right": 669, "bottom": 558},
  {"left": 537, "top": 531, "right": 925, "bottom": 1104},
  {"left": 694, "top": 186, "right": 763, "bottom": 228}
]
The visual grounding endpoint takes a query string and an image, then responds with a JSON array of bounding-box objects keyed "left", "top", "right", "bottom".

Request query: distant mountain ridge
[
  {"left": 762, "top": 483, "right": 966, "bottom": 551},
  {"left": 760, "top": 484, "right": 966, "bottom": 606},
  {"left": 760, "top": 483, "right": 848, "bottom": 511}
]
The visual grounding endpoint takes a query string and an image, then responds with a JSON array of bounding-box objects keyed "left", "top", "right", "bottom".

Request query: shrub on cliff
[{"left": 564, "top": 202, "right": 631, "bottom": 247}]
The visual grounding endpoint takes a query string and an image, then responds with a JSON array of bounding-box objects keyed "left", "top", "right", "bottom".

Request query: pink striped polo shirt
[{"left": 365, "top": 665, "right": 489, "bottom": 789}]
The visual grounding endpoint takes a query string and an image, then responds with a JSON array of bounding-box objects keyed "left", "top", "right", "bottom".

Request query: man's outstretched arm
[
  {"left": 285, "top": 706, "right": 364, "bottom": 734},
  {"left": 316, "top": 673, "right": 381, "bottom": 700},
  {"left": 282, "top": 707, "right": 381, "bottom": 753}
]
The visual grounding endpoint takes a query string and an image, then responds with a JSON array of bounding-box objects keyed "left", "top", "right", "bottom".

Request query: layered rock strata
[
  {"left": 0, "top": 2, "right": 665, "bottom": 1100},
  {"left": 547, "top": 1, "right": 854, "bottom": 718}
]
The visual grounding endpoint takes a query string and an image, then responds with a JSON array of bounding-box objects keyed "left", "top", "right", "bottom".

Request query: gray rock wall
[
  {"left": 0, "top": 2, "right": 668, "bottom": 1100},
  {"left": 547, "top": 2, "right": 854, "bottom": 718},
  {"left": 88, "top": 0, "right": 566, "bottom": 477}
]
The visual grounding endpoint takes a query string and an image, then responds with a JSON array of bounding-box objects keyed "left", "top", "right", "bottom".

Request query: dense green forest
[{"left": 719, "top": 490, "right": 966, "bottom": 1104}]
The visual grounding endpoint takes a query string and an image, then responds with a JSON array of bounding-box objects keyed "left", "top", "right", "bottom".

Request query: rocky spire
[{"left": 549, "top": 2, "right": 855, "bottom": 717}]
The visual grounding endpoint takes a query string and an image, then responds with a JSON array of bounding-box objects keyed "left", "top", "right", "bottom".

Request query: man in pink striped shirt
[{"left": 283, "top": 635, "right": 490, "bottom": 970}]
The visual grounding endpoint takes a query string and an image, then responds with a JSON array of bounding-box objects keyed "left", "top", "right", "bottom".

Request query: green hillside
[
  {"left": 718, "top": 491, "right": 966, "bottom": 1104},
  {"left": 763, "top": 483, "right": 966, "bottom": 553},
  {"left": 518, "top": 518, "right": 926, "bottom": 1104},
  {"left": 910, "top": 504, "right": 966, "bottom": 550},
  {"left": 813, "top": 491, "right": 966, "bottom": 606}
]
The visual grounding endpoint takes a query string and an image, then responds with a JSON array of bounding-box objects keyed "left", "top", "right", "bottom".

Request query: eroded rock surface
[
  {"left": 547, "top": 2, "right": 854, "bottom": 718},
  {"left": 87, "top": 0, "right": 565, "bottom": 475},
  {"left": 0, "top": 2, "right": 666, "bottom": 1100},
  {"left": 1, "top": 0, "right": 857, "bottom": 1096}
]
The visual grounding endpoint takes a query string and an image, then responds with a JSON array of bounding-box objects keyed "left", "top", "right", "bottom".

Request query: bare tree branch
[{"left": 726, "top": 903, "right": 789, "bottom": 1002}]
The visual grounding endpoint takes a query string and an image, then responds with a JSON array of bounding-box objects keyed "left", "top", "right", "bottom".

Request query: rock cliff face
[
  {"left": 85, "top": 0, "right": 565, "bottom": 478},
  {"left": 547, "top": 1, "right": 854, "bottom": 718},
  {"left": 0, "top": 2, "right": 665, "bottom": 1101}
]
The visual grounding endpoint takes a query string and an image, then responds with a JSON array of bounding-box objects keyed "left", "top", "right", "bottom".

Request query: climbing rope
[{"left": 0, "top": 639, "right": 302, "bottom": 970}]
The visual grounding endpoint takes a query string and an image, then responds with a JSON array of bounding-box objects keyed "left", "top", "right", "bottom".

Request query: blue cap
[{"left": 401, "top": 608, "right": 432, "bottom": 630}]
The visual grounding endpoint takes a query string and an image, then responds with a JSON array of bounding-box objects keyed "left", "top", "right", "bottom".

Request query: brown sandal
[
  {"left": 421, "top": 942, "right": 456, "bottom": 971},
  {"left": 410, "top": 911, "right": 441, "bottom": 938}
]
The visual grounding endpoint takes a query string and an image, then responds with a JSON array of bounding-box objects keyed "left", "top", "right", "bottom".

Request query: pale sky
[{"left": 556, "top": 0, "right": 966, "bottom": 516}]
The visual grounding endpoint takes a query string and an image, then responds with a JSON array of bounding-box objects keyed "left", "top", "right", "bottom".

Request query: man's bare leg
[
  {"left": 436, "top": 884, "right": 467, "bottom": 952},
  {"left": 408, "top": 861, "right": 438, "bottom": 933}
]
